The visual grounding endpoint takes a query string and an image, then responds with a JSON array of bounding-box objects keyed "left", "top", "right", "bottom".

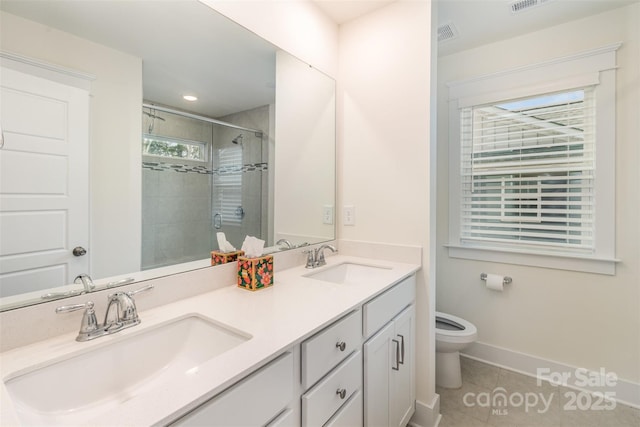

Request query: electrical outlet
[
  {"left": 344, "top": 205, "right": 355, "bottom": 226},
  {"left": 322, "top": 205, "right": 334, "bottom": 225}
]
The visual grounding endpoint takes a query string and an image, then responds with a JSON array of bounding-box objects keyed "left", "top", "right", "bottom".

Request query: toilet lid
[{"left": 436, "top": 317, "right": 465, "bottom": 331}]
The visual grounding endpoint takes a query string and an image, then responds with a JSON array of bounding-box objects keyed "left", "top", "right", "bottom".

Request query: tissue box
[
  {"left": 237, "top": 255, "right": 274, "bottom": 291},
  {"left": 211, "top": 250, "right": 244, "bottom": 266}
]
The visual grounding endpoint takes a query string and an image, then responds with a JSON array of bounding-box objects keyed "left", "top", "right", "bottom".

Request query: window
[
  {"left": 447, "top": 44, "right": 619, "bottom": 274},
  {"left": 142, "top": 134, "right": 206, "bottom": 161}
]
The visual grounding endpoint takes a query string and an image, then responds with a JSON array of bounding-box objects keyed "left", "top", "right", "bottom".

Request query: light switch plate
[
  {"left": 344, "top": 205, "right": 355, "bottom": 226},
  {"left": 322, "top": 205, "right": 334, "bottom": 225}
]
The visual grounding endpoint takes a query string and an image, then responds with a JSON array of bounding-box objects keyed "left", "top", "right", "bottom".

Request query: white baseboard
[
  {"left": 409, "top": 395, "right": 440, "bottom": 427},
  {"left": 463, "top": 341, "right": 640, "bottom": 409}
]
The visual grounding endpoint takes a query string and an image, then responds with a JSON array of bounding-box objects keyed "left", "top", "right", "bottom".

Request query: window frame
[
  {"left": 142, "top": 134, "right": 207, "bottom": 162},
  {"left": 446, "top": 43, "right": 620, "bottom": 275}
]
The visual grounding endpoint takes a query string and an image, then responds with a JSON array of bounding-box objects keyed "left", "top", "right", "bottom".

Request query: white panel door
[{"left": 0, "top": 65, "right": 89, "bottom": 297}]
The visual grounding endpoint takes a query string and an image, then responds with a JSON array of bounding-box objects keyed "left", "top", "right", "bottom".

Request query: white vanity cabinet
[
  {"left": 300, "top": 310, "right": 363, "bottom": 426},
  {"left": 363, "top": 276, "right": 416, "bottom": 427},
  {"left": 167, "top": 272, "right": 416, "bottom": 427},
  {"left": 171, "top": 352, "right": 293, "bottom": 427}
]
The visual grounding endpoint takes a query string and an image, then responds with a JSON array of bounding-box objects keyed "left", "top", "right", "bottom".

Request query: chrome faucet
[
  {"left": 42, "top": 274, "right": 93, "bottom": 300},
  {"left": 304, "top": 244, "right": 338, "bottom": 268},
  {"left": 56, "top": 284, "right": 153, "bottom": 341},
  {"left": 104, "top": 292, "right": 139, "bottom": 331},
  {"left": 276, "top": 239, "right": 293, "bottom": 249},
  {"left": 74, "top": 274, "right": 95, "bottom": 292}
]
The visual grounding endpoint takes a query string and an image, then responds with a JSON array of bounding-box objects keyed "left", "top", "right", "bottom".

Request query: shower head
[
  {"left": 143, "top": 110, "right": 166, "bottom": 121},
  {"left": 143, "top": 108, "right": 165, "bottom": 134},
  {"left": 232, "top": 134, "right": 244, "bottom": 145}
]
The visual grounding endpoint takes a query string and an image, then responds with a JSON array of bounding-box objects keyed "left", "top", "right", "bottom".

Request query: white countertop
[{"left": 0, "top": 255, "right": 419, "bottom": 426}]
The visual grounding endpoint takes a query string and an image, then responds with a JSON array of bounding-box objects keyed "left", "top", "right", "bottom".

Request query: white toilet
[{"left": 435, "top": 311, "right": 478, "bottom": 388}]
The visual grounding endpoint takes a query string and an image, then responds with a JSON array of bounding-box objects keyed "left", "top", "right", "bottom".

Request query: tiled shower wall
[{"left": 141, "top": 105, "right": 271, "bottom": 270}]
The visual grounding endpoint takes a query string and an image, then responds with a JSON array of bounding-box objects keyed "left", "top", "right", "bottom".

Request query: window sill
[{"left": 445, "top": 244, "right": 620, "bottom": 275}]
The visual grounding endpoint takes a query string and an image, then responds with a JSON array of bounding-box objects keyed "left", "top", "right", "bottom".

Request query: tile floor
[{"left": 437, "top": 356, "right": 640, "bottom": 427}]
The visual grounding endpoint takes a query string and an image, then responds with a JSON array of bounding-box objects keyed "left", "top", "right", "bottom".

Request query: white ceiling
[
  {"left": 436, "top": 0, "right": 638, "bottom": 56},
  {"left": 313, "top": 0, "right": 396, "bottom": 23},
  {"left": 1, "top": 1, "right": 277, "bottom": 118},
  {"left": 312, "top": 0, "right": 638, "bottom": 56}
]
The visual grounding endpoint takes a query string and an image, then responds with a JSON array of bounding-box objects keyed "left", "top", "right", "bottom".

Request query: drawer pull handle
[
  {"left": 398, "top": 334, "right": 405, "bottom": 365},
  {"left": 392, "top": 339, "right": 400, "bottom": 371},
  {"left": 336, "top": 341, "right": 346, "bottom": 351},
  {"left": 336, "top": 388, "right": 347, "bottom": 399}
]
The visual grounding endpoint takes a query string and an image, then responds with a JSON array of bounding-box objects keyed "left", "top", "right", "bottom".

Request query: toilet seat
[{"left": 435, "top": 311, "right": 477, "bottom": 344}]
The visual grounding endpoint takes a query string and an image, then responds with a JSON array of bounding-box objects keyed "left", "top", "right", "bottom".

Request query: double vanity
[{"left": 0, "top": 255, "right": 419, "bottom": 426}]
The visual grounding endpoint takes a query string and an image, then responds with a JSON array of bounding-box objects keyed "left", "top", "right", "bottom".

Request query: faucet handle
[
  {"left": 127, "top": 284, "right": 154, "bottom": 297},
  {"left": 56, "top": 301, "right": 99, "bottom": 340},
  {"left": 107, "top": 284, "right": 153, "bottom": 300},
  {"left": 303, "top": 249, "right": 316, "bottom": 269},
  {"left": 55, "top": 300, "right": 94, "bottom": 314}
]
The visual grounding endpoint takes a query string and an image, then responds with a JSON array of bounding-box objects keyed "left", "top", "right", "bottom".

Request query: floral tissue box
[
  {"left": 211, "top": 250, "right": 244, "bottom": 266},
  {"left": 237, "top": 255, "right": 274, "bottom": 291}
]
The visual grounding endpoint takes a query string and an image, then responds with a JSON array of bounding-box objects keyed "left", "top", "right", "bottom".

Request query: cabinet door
[
  {"left": 363, "top": 322, "right": 393, "bottom": 427},
  {"left": 390, "top": 305, "right": 415, "bottom": 427}
]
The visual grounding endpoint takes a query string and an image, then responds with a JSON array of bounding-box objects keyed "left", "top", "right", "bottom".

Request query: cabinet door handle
[
  {"left": 336, "top": 341, "right": 346, "bottom": 351},
  {"left": 397, "top": 334, "right": 405, "bottom": 365},
  {"left": 336, "top": 388, "right": 347, "bottom": 399},
  {"left": 392, "top": 339, "right": 400, "bottom": 371}
]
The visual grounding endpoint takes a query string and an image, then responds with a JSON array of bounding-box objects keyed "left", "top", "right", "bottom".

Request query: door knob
[{"left": 73, "top": 246, "right": 87, "bottom": 256}]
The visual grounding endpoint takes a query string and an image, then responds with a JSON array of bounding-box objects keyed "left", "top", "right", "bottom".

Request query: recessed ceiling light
[{"left": 183, "top": 95, "right": 198, "bottom": 101}]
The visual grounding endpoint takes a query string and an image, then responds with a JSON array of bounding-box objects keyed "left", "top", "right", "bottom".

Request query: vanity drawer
[
  {"left": 266, "top": 408, "right": 295, "bottom": 427},
  {"left": 325, "top": 389, "right": 363, "bottom": 427},
  {"left": 301, "top": 350, "right": 362, "bottom": 427},
  {"left": 363, "top": 275, "right": 415, "bottom": 338},
  {"left": 172, "top": 352, "right": 293, "bottom": 427},
  {"left": 301, "top": 309, "right": 361, "bottom": 388}
]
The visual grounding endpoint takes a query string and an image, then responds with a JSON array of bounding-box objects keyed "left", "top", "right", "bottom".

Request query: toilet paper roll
[{"left": 485, "top": 274, "right": 504, "bottom": 291}]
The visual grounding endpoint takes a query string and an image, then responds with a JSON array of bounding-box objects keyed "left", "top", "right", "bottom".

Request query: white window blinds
[
  {"left": 215, "top": 146, "right": 243, "bottom": 225},
  {"left": 459, "top": 88, "right": 596, "bottom": 253}
]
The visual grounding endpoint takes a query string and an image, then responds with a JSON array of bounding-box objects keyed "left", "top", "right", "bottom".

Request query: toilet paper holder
[{"left": 480, "top": 273, "right": 512, "bottom": 285}]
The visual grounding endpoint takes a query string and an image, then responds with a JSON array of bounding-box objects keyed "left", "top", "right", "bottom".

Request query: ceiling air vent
[
  {"left": 438, "top": 22, "right": 458, "bottom": 43},
  {"left": 510, "top": 0, "right": 540, "bottom": 13}
]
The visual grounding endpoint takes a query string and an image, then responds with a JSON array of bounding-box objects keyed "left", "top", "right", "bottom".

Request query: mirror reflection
[
  {"left": 0, "top": 1, "right": 335, "bottom": 311},
  {"left": 141, "top": 104, "right": 272, "bottom": 270}
]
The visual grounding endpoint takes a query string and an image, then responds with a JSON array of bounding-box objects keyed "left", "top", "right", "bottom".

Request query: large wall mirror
[{"left": 0, "top": 1, "right": 335, "bottom": 311}]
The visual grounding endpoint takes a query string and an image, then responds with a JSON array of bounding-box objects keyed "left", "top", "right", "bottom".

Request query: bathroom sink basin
[
  {"left": 4, "top": 314, "right": 251, "bottom": 425},
  {"left": 304, "top": 262, "right": 391, "bottom": 284}
]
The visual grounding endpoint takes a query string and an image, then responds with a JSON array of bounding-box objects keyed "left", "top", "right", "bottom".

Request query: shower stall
[{"left": 141, "top": 104, "right": 271, "bottom": 270}]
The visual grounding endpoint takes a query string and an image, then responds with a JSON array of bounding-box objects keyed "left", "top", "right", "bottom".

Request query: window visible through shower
[{"left": 141, "top": 105, "right": 270, "bottom": 270}]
